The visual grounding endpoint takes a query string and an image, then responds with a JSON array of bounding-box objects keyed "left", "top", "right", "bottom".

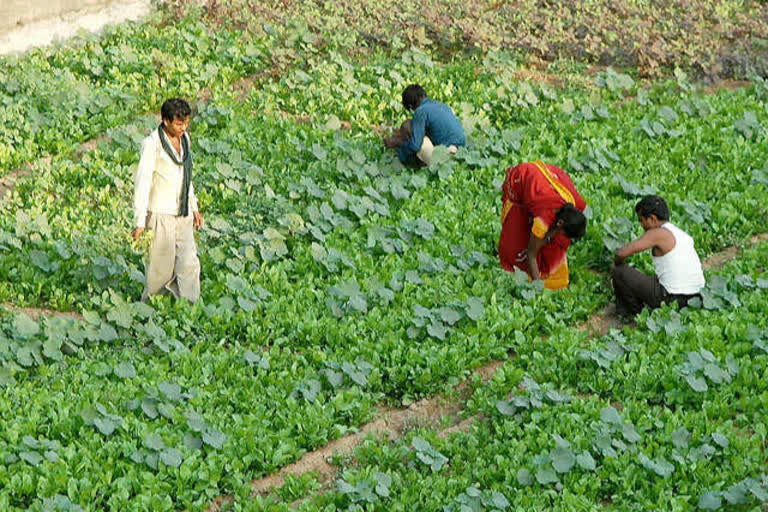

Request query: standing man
[
  {"left": 384, "top": 84, "right": 465, "bottom": 166},
  {"left": 132, "top": 98, "right": 203, "bottom": 302},
  {"left": 498, "top": 160, "right": 587, "bottom": 290},
  {"left": 612, "top": 195, "right": 705, "bottom": 317}
]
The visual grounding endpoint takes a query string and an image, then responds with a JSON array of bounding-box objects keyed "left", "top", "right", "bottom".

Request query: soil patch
[
  {"left": 700, "top": 79, "right": 752, "bottom": 95},
  {"left": 512, "top": 69, "right": 564, "bottom": 88},
  {"left": 1, "top": 303, "right": 83, "bottom": 321}
]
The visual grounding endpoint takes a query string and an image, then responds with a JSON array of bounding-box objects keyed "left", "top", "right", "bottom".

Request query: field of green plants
[{"left": 1, "top": 2, "right": 767, "bottom": 511}]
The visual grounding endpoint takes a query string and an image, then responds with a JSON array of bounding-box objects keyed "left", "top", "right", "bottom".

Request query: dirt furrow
[{"left": 1, "top": 303, "right": 83, "bottom": 321}]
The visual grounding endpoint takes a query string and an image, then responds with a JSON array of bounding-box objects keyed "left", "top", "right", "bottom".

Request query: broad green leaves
[
  {"left": 411, "top": 436, "right": 448, "bottom": 472},
  {"left": 408, "top": 297, "right": 485, "bottom": 340},
  {"left": 337, "top": 471, "right": 392, "bottom": 505},
  {"left": 678, "top": 349, "right": 739, "bottom": 393},
  {"left": 495, "top": 378, "right": 572, "bottom": 417},
  {"left": 444, "top": 486, "right": 511, "bottom": 512},
  {"left": 80, "top": 402, "right": 122, "bottom": 436}
]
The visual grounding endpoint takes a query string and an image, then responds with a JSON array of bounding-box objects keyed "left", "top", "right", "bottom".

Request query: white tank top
[{"left": 652, "top": 222, "right": 705, "bottom": 295}]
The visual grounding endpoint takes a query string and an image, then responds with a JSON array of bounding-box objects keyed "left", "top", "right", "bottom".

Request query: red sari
[{"left": 498, "top": 161, "right": 586, "bottom": 289}]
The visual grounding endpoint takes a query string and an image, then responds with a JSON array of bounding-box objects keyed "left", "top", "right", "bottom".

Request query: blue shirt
[{"left": 397, "top": 99, "right": 465, "bottom": 164}]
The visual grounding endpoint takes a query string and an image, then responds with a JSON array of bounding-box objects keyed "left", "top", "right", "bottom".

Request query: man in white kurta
[{"left": 132, "top": 98, "right": 203, "bottom": 302}]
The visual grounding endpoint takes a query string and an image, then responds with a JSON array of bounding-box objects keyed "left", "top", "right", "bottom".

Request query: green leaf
[
  {"left": 374, "top": 472, "right": 391, "bottom": 497},
  {"left": 711, "top": 433, "right": 729, "bottom": 449},
  {"left": 622, "top": 423, "right": 641, "bottom": 443},
  {"left": 600, "top": 406, "right": 622, "bottom": 425},
  {"left": 183, "top": 433, "right": 203, "bottom": 451},
  {"left": 439, "top": 307, "right": 461, "bottom": 325},
  {"left": 80, "top": 406, "right": 98, "bottom": 425},
  {"left": 658, "top": 106, "right": 679, "bottom": 123},
  {"left": 114, "top": 361, "right": 136, "bottom": 379},
  {"left": 144, "top": 433, "right": 166, "bottom": 451},
  {"left": 158, "top": 403, "right": 175, "bottom": 420},
  {"left": 491, "top": 491, "right": 510, "bottom": 508},
  {"left": 145, "top": 453, "right": 159, "bottom": 470},
  {"left": 159, "top": 448, "right": 183, "bottom": 468},
  {"left": 0, "top": 365, "right": 14, "bottom": 387},
  {"left": 550, "top": 447, "right": 575, "bottom": 473},
  {"left": 158, "top": 382, "right": 182, "bottom": 401},
  {"left": 94, "top": 417, "right": 117, "bottom": 436},
  {"left": 322, "top": 369, "right": 344, "bottom": 388},
  {"left": 42, "top": 339, "right": 63, "bottom": 361},
  {"left": 496, "top": 400, "right": 516, "bottom": 416},
  {"left": 202, "top": 429, "right": 226, "bottom": 449},
  {"left": 19, "top": 451, "right": 43, "bottom": 466},
  {"left": 311, "top": 143, "right": 327, "bottom": 161},
  {"left": 535, "top": 464, "right": 558, "bottom": 484},
  {"left": 576, "top": 451, "right": 596, "bottom": 471},
  {"left": 142, "top": 399, "right": 158, "bottom": 419},
  {"left": 686, "top": 375, "right": 708, "bottom": 392},
  {"left": 424, "top": 320, "right": 448, "bottom": 340},
  {"left": 698, "top": 492, "right": 722, "bottom": 510},
  {"left": 671, "top": 427, "right": 690, "bottom": 449},
  {"left": 13, "top": 313, "right": 39, "bottom": 338},
  {"left": 185, "top": 410, "right": 207, "bottom": 433},
  {"left": 98, "top": 323, "right": 118, "bottom": 342},
  {"left": 465, "top": 297, "right": 484, "bottom": 321},
  {"left": 517, "top": 468, "right": 534, "bottom": 486}
]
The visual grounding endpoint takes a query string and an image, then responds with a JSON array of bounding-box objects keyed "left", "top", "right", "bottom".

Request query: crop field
[{"left": 0, "top": 2, "right": 767, "bottom": 511}]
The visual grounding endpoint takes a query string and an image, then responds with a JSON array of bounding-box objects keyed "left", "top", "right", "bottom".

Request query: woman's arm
[{"left": 526, "top": 233, "right": 547, "bottom": 281}]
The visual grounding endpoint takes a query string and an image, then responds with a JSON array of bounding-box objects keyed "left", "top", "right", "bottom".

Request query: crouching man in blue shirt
[{"left": 384, "top": 84, "right": 465, "bottom": 167}]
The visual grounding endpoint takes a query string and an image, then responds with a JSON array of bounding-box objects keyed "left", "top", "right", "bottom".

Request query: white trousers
[
  {"left": 142, "top": 212, "right": 200, "bottom": 303},
  {"left": 416, "top": 136, "right": 458, "bottom": 166}
]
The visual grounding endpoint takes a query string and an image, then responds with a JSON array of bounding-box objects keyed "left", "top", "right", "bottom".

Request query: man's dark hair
[
  {"left": 635, "top": 195, "right": 670, "bottom": 221},
  {"left": 555, "top": 203, "right": 587, "bottom": 240},
  {"left": 402, "top": 84, "right": 427, "bottom": 110},
  {"left": 161, "top": 98, "right": 192, "bottom": 121}
]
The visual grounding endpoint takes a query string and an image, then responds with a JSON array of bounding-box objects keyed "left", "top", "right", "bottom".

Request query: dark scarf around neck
[{"left": 158, "top": 123, "right": 193, "bottom": 217}]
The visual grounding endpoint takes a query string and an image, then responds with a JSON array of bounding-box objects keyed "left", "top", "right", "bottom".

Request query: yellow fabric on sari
[
  {"left": 532, "top": 160, "right": 575, "bottom": 206},
  {"left": 531, "top": 217, "right": 548, "bottom": 239},
  {"left": 500, "top": 199, "right": 514, "bottom": 225},
  {"left": 543, "top": 258, "right": 569, "bottom": 290}
]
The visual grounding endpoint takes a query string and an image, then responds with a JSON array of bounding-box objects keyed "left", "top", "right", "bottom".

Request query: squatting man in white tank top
[{"left": 611, "top": 195, "right": 705, "bottom": 318}]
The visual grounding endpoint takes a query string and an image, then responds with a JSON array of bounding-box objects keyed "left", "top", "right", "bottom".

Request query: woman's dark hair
[
  {"left": 555, "top": 203, "right": 587, "bottom": 240},
  {"left": 635, "top": 195, "right": 670, "bottom": 221},
  {"left": 402, "top": 84, "right": 427, "bottom": 110},
  {"left": 161, "top": 98, "right": 192, "bottom": 121}
]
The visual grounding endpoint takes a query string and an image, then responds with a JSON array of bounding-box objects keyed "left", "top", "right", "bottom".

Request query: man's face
[
  {"left": 638, "top": 213, "right": 655, "bottom": 232},
  {"left": 163, "top": 116, "right": 190, "bottom": 138}
]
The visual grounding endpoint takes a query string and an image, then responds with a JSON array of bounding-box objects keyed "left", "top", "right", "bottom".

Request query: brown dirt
[
  {"left": 232, "top": 75, "right": 258, "bottom": 100},
  {"left": 73, "top": 136, "right": 112, "bottom": 160},
  {"left": 0, "top": 169, "right": 28, "bottom": 202},
  {"left": 437, "top": 415, "right": 479, "bottom": 438},
  {"left": 1, "top": 303, "right": 83, "bottom": 321},
  {"left": 511, "top": 68, "right": 564, "bottom": 88},
  {"left": 700, "top": 79, "right": 752, "bottom": 95},
  {"left": 702, "top": 233, "right": 768, "bottom": 270},
  {"left": 578, "top": 307, "right": 626, "bottom": 337},
  {"left": 585, "top": 64, "right": 609, "bottom": 76}
]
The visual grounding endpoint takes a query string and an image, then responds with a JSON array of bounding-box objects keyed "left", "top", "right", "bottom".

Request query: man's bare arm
[{"left": 614, "top": 229, "right": 666, "bottom": 265}]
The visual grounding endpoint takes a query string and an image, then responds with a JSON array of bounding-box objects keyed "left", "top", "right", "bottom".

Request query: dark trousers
[{"left": 611, "top": 264, "right": 700, "bottom": 317}]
